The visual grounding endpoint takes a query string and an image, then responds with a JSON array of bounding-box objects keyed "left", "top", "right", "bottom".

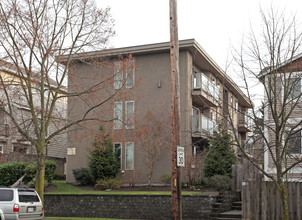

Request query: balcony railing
[
  {"left": 192, "top": 72, "right": 220, "bottom": 101},
  {"left": 238, "top": 113, "right": 252, "bottom": 132},
  {"left": 192, "top": 110, "right": 216, "bottom": 135},
  {"left": 202, "top": 115, "right": 216, "bottom": 134}
]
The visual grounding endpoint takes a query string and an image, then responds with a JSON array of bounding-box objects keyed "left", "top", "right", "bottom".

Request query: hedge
[
  {"left": 0, "top": 162, "right": 29, "bottom": 186},
  {"left": 0, "top": 160, "right": 56, "bottom": 186}
]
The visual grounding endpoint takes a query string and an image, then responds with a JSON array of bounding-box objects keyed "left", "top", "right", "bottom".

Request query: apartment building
[
  {"left": 64, "top": 39, "right": 252, "bottom": 184},
  {"left": 261, "top": 54, "right": 302, "bottom": 180},
  {"left": 0, "top": 60, "right": 67, "bottom": 174}
]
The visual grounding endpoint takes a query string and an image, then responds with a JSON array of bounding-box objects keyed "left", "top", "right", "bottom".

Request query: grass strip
[{"left": 47, "top": 180, "right": 213, "bottom": 196}]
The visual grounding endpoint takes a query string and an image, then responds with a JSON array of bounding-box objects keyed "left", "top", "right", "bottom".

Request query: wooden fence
[
  {"left": 242, "top": 181, "right": 302, "bottom": 220},
  {"left": 231, "top": 158, "right": 263, "bottom": 191}
]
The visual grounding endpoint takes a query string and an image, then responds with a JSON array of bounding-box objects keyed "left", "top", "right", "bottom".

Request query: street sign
[{"left": 177, "top": 146, "right": 185, "bottom": 167}]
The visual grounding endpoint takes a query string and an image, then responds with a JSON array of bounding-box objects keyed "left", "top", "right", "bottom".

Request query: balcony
[
  {"left": 192, "top": 73, "right": 220, "bottom": 107},
  {"left": 238, "top": 114, "right": 251, "bottom": 132},
  {"left": 192, "top": 110, "right": 217, "bottom": 138}
]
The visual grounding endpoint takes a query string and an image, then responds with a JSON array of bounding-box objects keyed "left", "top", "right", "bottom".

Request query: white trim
[
  {"left": 125, "top": 142, "right": 134, "bottom": 170},
  {"left": 125, "top": 101, "right": 134, "bottom": 129},
  {"left": 264, "top": 76, "right": 269, "bottom": 179},
  {"left": 0, "top": 144, "right": 3, "bottom": 154}
]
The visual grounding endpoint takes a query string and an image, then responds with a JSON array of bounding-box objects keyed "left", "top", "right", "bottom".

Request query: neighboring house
[
  {"left": 0, "top": 60, "right": 67, "bottom": 175},
  {"left": 63, "top": 39, "right": 252, "bottom": 184},
  {"left": 261, "top": 54, "right": 302, "bottom": 180}
]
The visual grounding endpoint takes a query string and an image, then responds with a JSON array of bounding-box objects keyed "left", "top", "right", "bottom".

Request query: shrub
[
  {"left": 72, "top": 168, "right": 94, "bottom": 186},
  {"left": 23, "top": 160, "right": 57, "bottom": 184},
  {"left": 95, "top": 178, "right": 122, "bottom": 190},
  {"left": 203, "top": 175, "right": 231, "bottom": 191},
  {"left": 204, "top": 129, "right": 237, "bottom": 178},
  {"left": 0, "top": 162, "right": 29, "bottom": 186},
  {"left": 27, "top": 178, "right": 49, "bottom": 188},
  {"left": 54, "top": 174, "right": 66, "bottom": 180},
  {"left": 159, "top": 174, "right": 171, "bottom": 186},
  {"left": 123, "top": 170, "right": 142, "bottom": 187},
  {"left": 88, "top": 127, "right": 120, "bottom": 181}
]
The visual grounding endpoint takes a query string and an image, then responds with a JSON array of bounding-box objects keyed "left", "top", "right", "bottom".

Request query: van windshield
[
  {"left": 0, "top": 189, "right": 14, "bottom": 201},
  {"left": 18, "top": 191, "right": 40, "bottom": 202}
]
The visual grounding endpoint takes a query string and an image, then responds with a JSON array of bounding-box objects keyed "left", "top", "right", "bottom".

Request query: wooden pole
[{"left": 170, "top": 0, "right": 182, "bottom": 219}]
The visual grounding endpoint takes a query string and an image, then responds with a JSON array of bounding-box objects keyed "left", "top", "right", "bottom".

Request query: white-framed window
[
  {"left": 235, "top": 100, "right": 238, "bottom": 113},
  {"left": 0, "top": 145, "right": 3, "bottom": 154},
  {"left": 114, "top": 61, "right": 123, "bottom": 89},
  {"left": 114, "top": 143, "right": 122, "bottom": 169},
  {"left": 288, "top": 77, "right": 301, "bottom": 100},
  {"left": 114, "top": 102, "right": 123, "bottom": 129},
  {"left": 288, "top": 130, "right": 302, "bottom": 154},
  {"left": 114, "top": 60, "right": 135, "bottom": 89},
  {"left": 125, "top": 142, "right": 134, "bottom": 170},
  {"left": 126, "top": 60, "right": 135, "bottom": 88},
  {"left": 125, "top": 101, "right": 134, "bottom": 129}
]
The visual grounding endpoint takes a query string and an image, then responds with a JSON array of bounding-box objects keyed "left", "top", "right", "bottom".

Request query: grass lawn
[{"left": 47, "top": 180, "right": 216, "bottom": 196}]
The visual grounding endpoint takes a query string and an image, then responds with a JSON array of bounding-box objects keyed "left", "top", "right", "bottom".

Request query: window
[
  {"left": 192, "top": 146, "right": 197, "bottom": 156},
  {"left": 231, "top": 95, "right": 233, "bottom": 107},
  {"left": 126, "top": 61, "right": 135, "bottom": 88},
  {"left": 38, "top": 120, "right": 49, "bottom": 138},
  {"left": 18, "top": 191, "right": 40, "bottom": 202},
  {"left": 125, "top": 101, "right": 134, "bottom": 129},
  {"left": 288, "top": 77, "right": 301, "bottom": 100},
  {"left": 114, "top": 143, "right": 122, "bottom": 168},
  {"left": 0, "top": 190, "right": 13, "bottom": 201},
  {"left": 192, "top": 108, "right": 200, "bottom": 132},
  {"left": 235, "top": 100, "right": 238, "bottom": 113},
  {"left": 114, "top": 60, "right": 135, "bottom": 89},
  {"left": 288, "top": 130, "right": 302, "bottom": 154},
  {"left": 114, "top": 61, "right": 123, "bottom": 89},
  {"left": 114, "top": 102, "right": 122, "bottom": 129},
  {"left": 13, "top": 145, "right": 27, "bottom": 154},
  {"left": 192, "top": 72, "right": 201, "bottom": 89},
  {"left": 125, "top": 142, "right": 134, "bottom": 170},
  {"left": 0, "top": 145, "right": 3, "bottom": 154}
]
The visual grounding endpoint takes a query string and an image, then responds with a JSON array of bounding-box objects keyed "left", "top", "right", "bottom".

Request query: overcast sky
[
  {"left": 97, "top": 0, "right": 302, "bottom": 68},
  {"left": 96, "top": 0, "right": 302, "bottom": 107}
]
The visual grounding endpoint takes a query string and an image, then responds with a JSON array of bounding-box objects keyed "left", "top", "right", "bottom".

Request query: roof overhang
[{"left": 59, "top": 39, "right": 252, "bottom": 108}]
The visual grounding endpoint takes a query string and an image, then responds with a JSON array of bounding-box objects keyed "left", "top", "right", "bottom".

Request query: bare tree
[
  {"left": 229, "top": 7, "right": 302, "bottom": 220},
  {"left": 0, "top": 0, "right": 115, "bottom": 202},
  {"left": 135, "top": 112, "right": 170, "bottom": 187}
]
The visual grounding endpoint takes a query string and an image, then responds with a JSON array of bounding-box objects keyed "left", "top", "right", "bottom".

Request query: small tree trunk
[
  {"left": 279, "top": 181, "right": 289, "bottom": 220},
  {"left": 35, "top": 155, "right": 46, "bottom": 204},
  {"left": 148, "top": 168, "right": 153, "bottom": 187}
]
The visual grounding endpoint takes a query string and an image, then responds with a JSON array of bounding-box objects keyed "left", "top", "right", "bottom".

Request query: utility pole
[{"left": 170, "top": 0, "right": 182, "bottom": 219}]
